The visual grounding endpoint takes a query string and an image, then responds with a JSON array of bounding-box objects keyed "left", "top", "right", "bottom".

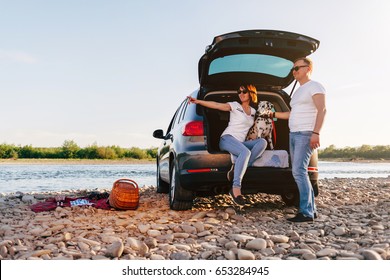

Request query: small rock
[
  {"left": 173, "top": 232, "right": 190, "bottom": 239},
  {"left": 147, "top": 230, "right": 161, "bottom": 237},
  {"left": 144, "top": 237, "right": 157, "bottom": 249},
  {"left": 181, "top": 225, "right": 197, "bottom": 234},
  {"left": 361, "top": 250, "right": 383, "bottom": 260},
  {"left": 225, "top": 241, "right": 238, "bottom": 250},
  {"left": 0, "top": 245, "right": 8, "bottom": 258},
  {"left": 31, "top": 250, "right": 52, "bottom": 257},
  {"left": 191, "top": 212, "right": 207, "bottom": 219},
  {"left": 316, "top": 248, "right": 338, "bottom": 257},
  {"left": 246, "top": 238, "right": 267, "bottom": 250},
  {"left": 22, "top": 195, "right": 36, "bottom": 203},
  {"left": 225, "top": 208, "right": 236, "bottom": 215},
  {"left": 302, "top": 253, "right": 317, "bottom": 260},
  {"left": 371, "top": 224, "right": 385, "bottom": 230},
  {"left": 291, "top": 249, "right": 314, "bottom": 255},
  {"left": 270, "top": 235, "right": 289, "bottom": 243},
  {"left": 138, "top": 224, "right": 150, "bottom": 233},
  {"left": 201, "top": 251, "right": 213, "bottom": 259},
  {"left": 237, "top": 249, "right": 255, "bottom": 260},
  {"left": 105, "top": 240, "right": 124, "bottom": 258},
  {"left": 229, "top": 234, "right": 255, "bottom": 242},
  {"left": 333, "top": 227, "right": 347, "bottom": 236},
  {"left": 170, "top": 251, "right": 191, "bottom": 260},
  {"left": 193, "top": 222, "right": 205, "bottom": 232},
  {"left": 224, "top": 250, "right": 236, "bottom": 260},
  {"left": 150, "top": 254, "right": 165, "bottom": 260}
]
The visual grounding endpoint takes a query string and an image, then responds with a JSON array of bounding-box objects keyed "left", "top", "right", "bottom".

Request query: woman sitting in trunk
[{"left": 188, "top": 85, "right": 267, "bottom": 206}]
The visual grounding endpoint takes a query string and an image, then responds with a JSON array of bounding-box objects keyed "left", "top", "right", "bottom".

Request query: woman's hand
[
  {"left": 259, "top": 110, "right": 273, "bottom": 118},
  {"left": 187, "top": 96, "right": 231, "bottom": 111},
  {"left": 187, "top": 96, "right": 197, "bottom": 104}
]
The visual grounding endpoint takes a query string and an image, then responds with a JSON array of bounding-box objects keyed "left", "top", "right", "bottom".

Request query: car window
[
  {"left": 166, "top": 105, "right": 181, "bottom": 133},
  {"left": 208, "top": 54, "right": 293, "bottom": 78},
  {"left": 177, "top": 99, "right": 189, "bottom": 123},
  {"left": 169, "top": 99, "right": 186, "bottom": 131},
  {"left": 165, "top": 112, "right": 177, "bottom": 134}
]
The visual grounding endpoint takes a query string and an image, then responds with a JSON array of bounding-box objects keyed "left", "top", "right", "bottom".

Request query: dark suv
[{"left": 153, "top": 30, "right": 320, "bottom": 210}]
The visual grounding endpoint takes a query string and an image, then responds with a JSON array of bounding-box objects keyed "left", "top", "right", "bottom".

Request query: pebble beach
[{"left": 1, "top": 177, "right": 389, "bottom": 260}]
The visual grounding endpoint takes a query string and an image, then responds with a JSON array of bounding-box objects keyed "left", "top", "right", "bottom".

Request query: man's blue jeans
[
  {"left": 219, "top": 135, "right": 267, "bottom": 188},
  {"left": 289, "top": 131, "right": 316, "bottom": 218}
]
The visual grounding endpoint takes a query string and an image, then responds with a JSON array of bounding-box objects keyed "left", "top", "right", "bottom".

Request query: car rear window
[{"left": 208, "top": 54, "right": 293, "bottom": 78}]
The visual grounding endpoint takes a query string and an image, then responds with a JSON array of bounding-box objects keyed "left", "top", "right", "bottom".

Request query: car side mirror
[{"left": 153, "top": 129, "right": 164, "bottom": 139}]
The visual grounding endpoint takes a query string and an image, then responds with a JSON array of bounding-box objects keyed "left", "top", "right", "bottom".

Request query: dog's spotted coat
[{"left": 246, "top": 101, "right": 275, "bottom": 150}]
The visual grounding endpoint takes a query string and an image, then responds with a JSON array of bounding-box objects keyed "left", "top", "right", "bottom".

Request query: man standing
[{"left": 270, "top": 57, "right": 326, "bottom": 222}]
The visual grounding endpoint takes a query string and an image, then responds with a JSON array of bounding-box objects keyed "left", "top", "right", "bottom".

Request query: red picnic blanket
[{"left": 30, "top": 196, "right": 111, "bottom": 212}]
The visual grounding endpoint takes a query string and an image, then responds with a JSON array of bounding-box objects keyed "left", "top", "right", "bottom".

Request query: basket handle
[{"left": 113, "top": 178, "right": 138, "bottom": 189}]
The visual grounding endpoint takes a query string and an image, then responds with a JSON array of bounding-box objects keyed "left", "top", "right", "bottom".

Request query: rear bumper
[
  {"left": 175, "top": 149, "right": 319, "bottom": 195},
  {"left": 179, "top": 167, "right": 302, "bottom": 195}
]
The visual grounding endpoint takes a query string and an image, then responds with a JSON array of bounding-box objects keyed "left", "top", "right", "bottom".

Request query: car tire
[
  {"left": 156, "top": 164, "right": 169, "bottom": 193},
  {"left": 281, "top": 191, "right": 299, "bottom": 206},
  {"left": 169, "top": 163, "right": 194, "bottom": 210}
]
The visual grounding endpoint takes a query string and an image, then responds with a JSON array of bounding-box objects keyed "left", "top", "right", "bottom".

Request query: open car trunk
[{"left": 201, "top": 91, "right": 291, "bottom": 154}]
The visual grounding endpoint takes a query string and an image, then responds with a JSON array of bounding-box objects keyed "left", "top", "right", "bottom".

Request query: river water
[{"left": 0, "top": 161, "right": 389, "bottom": 194}]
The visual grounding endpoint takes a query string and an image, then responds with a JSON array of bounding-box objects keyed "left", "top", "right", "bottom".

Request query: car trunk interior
[{"left": 201, "top": 91, "right": 291, "bottom": 154}]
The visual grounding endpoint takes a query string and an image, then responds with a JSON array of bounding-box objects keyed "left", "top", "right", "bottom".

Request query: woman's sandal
[{"left": 229, "top": 189, "right": 246, "bottom": 206}]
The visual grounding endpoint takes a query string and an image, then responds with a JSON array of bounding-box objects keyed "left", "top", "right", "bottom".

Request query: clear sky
[{"left": 1, "top": 0, "right": 389, "bottom": 149}]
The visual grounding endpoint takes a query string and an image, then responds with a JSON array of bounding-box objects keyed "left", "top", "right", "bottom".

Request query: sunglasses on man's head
[{"left": 291, "top": 65, "right": 309, "bottom": 72}]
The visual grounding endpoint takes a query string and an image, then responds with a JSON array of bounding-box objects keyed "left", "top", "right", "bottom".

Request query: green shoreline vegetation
[
  {"left": 0, "top": 140, "right": 157, "bottom": 161},
  {"left": 318, "top": 144, "right": 390, "bottom": 161},
  {"left": 1, "top": 141, "right": 390, "bottom": 161}
]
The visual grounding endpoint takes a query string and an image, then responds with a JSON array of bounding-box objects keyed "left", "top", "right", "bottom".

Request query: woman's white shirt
[{"left": 221, "top": 101, "right": 256, "bottom": 142}]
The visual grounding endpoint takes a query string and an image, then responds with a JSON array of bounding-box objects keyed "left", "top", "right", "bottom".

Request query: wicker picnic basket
[{"left": 109, "top": 178, "right": 139, "bottom": 210}]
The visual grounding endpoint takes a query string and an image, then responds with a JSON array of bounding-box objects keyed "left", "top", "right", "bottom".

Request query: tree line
[
  {"left": 1, "top": 142, "right": 389, "bottom": 160},
  {"left": 318, "top": 144, "right": 390, "bottom": 160},
  {"left": 0, "top": 140, "right": 157, "bottom": 160}
]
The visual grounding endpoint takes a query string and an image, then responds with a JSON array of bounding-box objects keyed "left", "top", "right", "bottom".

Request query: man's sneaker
[
  {"left": 287, "top": 213, "right": 314, "bottom": 223},
  {"left": 227, "top": 164, "right": 234, "bottom": 181}
]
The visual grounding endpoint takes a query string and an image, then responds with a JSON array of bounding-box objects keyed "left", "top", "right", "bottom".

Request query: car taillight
[{"left": 182, "top": 121, "right": 204, "bottom": 136}]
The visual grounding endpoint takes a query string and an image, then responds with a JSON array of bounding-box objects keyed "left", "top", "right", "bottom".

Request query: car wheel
[
  {"left": 281, "top": 191, "right": 299, "bottom": 206},
  {"left": 156, "top": 163, "right": 169, "bottom": 193},
  {"left": 169, "top": 164, "right": 193, "bottom": 210}
]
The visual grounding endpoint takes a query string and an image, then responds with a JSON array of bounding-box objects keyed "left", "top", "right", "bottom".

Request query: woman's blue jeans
[
  {"left": 219, "top": 135, "right": 267, "bottom": 189},
  {"left": 289, "top": 131, "right": 316, "bottom": 218}
]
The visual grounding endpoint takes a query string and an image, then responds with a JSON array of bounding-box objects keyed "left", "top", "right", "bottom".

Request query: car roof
[{"left": 198, "top": 30, "right": 320, "bottom": 91}]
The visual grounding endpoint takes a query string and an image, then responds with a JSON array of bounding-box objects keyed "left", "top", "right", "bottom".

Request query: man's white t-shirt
[
  {"left": 221, "top": 101, "right": 256, "bottom": 142},
  {"left": 289, "top": 80, "right": 326, "bottom": 132}
]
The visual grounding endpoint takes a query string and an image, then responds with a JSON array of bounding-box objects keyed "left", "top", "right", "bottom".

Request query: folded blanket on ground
[{"left": 30, "top": 196, "right": 111, "bottom": 212}]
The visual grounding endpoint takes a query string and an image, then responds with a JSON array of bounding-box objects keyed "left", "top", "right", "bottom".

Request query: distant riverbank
[
  {"left": 0, "top": 158, "right": 155, "bottom": 165},
  {"left": 319, "top": 158, "right": 390, "bottom": 163}
]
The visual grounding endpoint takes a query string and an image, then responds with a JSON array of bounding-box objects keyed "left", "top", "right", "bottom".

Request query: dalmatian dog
[{"left": 246, "top": 101, "right": 275, "bottom": 150}]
